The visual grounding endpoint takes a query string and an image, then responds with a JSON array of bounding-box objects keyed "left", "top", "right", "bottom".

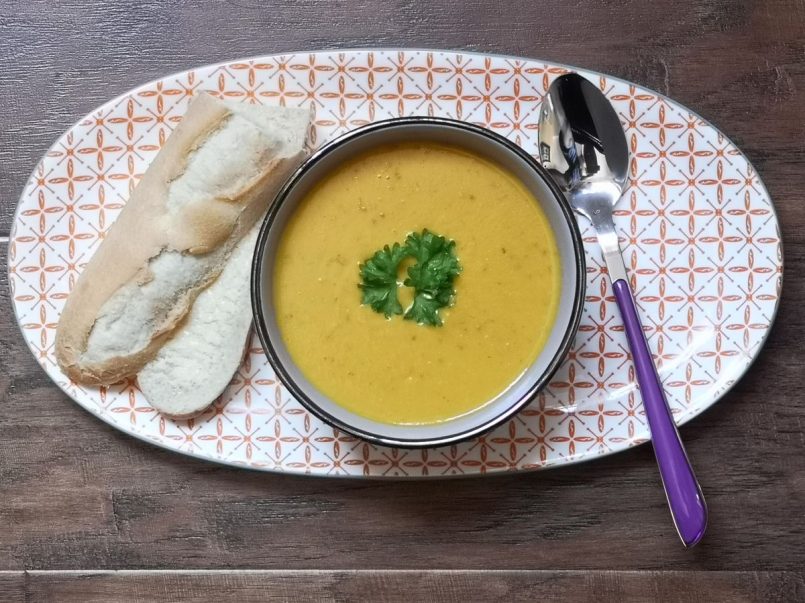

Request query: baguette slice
[
  {"left": 137, "top": 219, "right": 260, "bottom": 418},
  {"left": 56, "top": 94, "right": 309, "bottom": 385}
]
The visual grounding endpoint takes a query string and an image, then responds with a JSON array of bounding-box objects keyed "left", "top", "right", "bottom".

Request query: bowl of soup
[{"left": 252, "top": 117, "right": 585, "bottom": 447}]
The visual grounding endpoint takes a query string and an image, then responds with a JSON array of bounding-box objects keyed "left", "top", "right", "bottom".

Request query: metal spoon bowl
[{"left": 539, "top": 73, "right": 708, "bottom": 547}]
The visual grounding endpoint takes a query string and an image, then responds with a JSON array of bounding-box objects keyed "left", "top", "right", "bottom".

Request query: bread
[
  {"left": 137, "top": 219, "right": 260, "bottom": 418},
  {"left": 56, "top": 94, "right": 309, "bottom": 385}
]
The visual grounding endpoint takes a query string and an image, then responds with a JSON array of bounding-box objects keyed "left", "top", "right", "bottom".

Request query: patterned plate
[{"left": 8, "top": 50, "right": 782, "bottom": 477}]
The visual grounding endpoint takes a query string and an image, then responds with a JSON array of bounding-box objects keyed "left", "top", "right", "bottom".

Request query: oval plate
[{"left": 8, "top": 50, "right": 782, "bottom": 477}]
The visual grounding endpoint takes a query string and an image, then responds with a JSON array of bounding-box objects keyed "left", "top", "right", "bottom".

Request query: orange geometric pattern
[{"left": 8, "top": 51, "right": 782, "bottom": 477}]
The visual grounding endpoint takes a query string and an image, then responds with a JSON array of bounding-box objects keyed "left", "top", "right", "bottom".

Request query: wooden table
[{"left": 1, "top": 1, "right": 803, "bottom": 601}]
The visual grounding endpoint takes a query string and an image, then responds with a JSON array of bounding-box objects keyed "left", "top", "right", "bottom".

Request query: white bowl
[{"left": 252, "top": 117, "right": 585, "bottom": 448}]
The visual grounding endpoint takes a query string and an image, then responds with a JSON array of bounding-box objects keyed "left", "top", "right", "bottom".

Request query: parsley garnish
[
  {"left": 402, "top": 231, "right": 461, "bottom": 326},
  {"left": 358, "top": 229, "right": 461, "bottom": 326},
  {"left": 358, "top": 242, "right": 409, "bottom": 318}
]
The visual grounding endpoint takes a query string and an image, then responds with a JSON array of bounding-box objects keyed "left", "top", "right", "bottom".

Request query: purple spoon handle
[{"left": 612, "top": 278, "right": 708, "bottom": 547}]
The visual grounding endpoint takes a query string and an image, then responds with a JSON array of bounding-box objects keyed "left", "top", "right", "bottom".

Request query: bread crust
[{"left": 55, "top": 94, "right": 308, "bottom": 385}]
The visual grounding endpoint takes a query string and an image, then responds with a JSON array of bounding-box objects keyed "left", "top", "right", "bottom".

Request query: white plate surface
[{"left": 8, "top": 50, "right": 782, "bottom": 477}]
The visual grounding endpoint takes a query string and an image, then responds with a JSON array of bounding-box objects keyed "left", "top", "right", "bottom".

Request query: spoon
[{"left": 538, "top": 73, "right": 707, "bottom": 547}]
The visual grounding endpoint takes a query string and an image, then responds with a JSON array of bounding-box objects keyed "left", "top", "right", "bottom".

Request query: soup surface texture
[{"left": 273, "top": 142, "right": 560, "bottom": 425}]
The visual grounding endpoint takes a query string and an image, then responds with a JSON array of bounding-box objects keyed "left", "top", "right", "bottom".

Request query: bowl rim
[{"left": 251, "top": 116, "right": 586, "bottom": 448}]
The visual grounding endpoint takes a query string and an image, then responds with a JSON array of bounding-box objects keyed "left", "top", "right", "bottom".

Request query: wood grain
[
  {"left": 1, "top": 0, "right": 804, "bottom": 600},
  {"left": 0, "top": 570, "right": 796, "bottom": 602}
]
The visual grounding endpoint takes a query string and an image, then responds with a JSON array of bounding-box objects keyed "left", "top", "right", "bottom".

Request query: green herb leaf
[
  {"left": 403, "top": 230, "right": 461, "bottom": 326},
  {"left": 403, "top": 230, "right": 461, "bottom": 291},
  {"left": 358, "top": 229, "right": 461, "bottom": 326},
  {"left": 405, "top": 283, "right": 455, "bottom": 326},
  {"left": 358, "top": 243, "right": 408, "bottom": 318}
]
